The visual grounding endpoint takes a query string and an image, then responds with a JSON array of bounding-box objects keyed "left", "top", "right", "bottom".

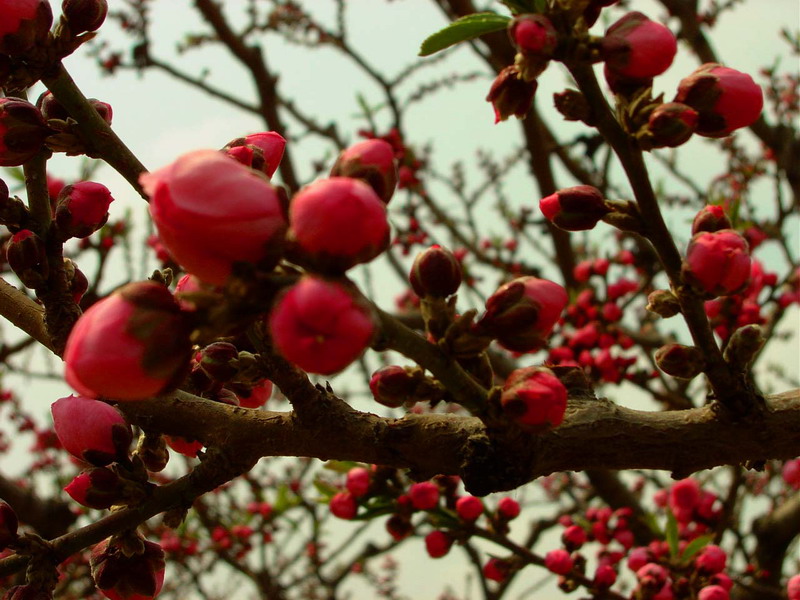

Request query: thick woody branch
[
  {"left": 0, "top": 278, "right": 53, "bottom": 352},
  {"left": 115, "top": 388, "right": 800, "bottom": 496}
]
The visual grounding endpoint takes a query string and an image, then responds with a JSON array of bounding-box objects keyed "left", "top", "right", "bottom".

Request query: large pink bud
[
  {"left": 51, "top": 395, "right": 131, "bottom": 465},
  {"left": 674, "top": 63, "right": 763, "bottom": 137},
  {"left": 500, "top": 367, "right": 567, "bottom": 431},
  {"left": 477, "top": 276, "right": 567, "bottom": 352},
  {"left": 91, "top": 537, "right": 165, "bottom": 600},
  {"left": 682, "top": 229, "right": 751, "bottom": 297},
  {"left": 288, "top": 177, "right": 390, "bottom": 273},
  {"left": 223, "top": 131, "right": 285, "bottom": 179},
  {"left": 330, "top": 139, "right": 398, "bottom": 204},
  {"left": 0, "top": 0, "right": 52, "bottom": 55},
  {"left": 53, "top": 181, "right": 114, "bottom": 240},
  {"left": 602, "top": 12, "right": 677, "bottom": 80},
  {"left": 141, "top": 149, "right": 287, "bottom": 285},
  {"left": 268, "top": 276, "right": 375, "bottom": 375},
  {"left": 63, "top": 281, "right": 193, "bottom": 400}
]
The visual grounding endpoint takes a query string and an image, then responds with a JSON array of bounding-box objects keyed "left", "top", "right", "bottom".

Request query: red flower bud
[
  {"left": 52, "top": 395, "right": 132, "bottom": 465},
  {"left": 654, "top": 343, "right": 705, "bottom": 379},
  {"left": 0, "top": 98, "right": 50, "bottom": 167},
  {"left": 165, "top": 435, "right": 203, "bottom": 458},
  {"left": 545, "top": 548, "right": 574, "bottom": 575},
  {"left": 268, "top": 276, "right": 375, "bottom": 375},
  {"left": 54, "top": 181, "right": 114, "bottom": 240},
  {"left": 636, "top": 562, "right": 668, "bottom": 590},
  {"left": 409, "top": 481, "right": 439, "bottom": 510},
  {"left": 89, "top": 98, "right": 113, "bottom": 124},
  {"left": 424, "top": 530, "right": 453, "bottom": 558},
  {"left": 455, "top": 495, "right": 483, "bottom": 521},
  {"left": 409, "top": 245, "right": 462, "bottom": 298},
  {"left": 500, "top": 367, "right": 567, "bottom": 430},
  {"left": 478, "top": 276, "right": 567, "bottom": 352},
  {"left": 223, "top": 131, "right": 285, "bottom": 179},
  {"left": 64, "top": 467, "right": 124, "bottom": 509},
  {"left": 235, "top": 379, "right": 273, "bottom": 409},
  {"left": 329, "top": 492, "right": 357, "bottom": 520},
  {"left": 695, "top": 545, "right": 727, "bottom": 574},
  {"left": 698, "top": 585, "right": 729, "bottom": 600},
  {"left": 386, "top": 514, "right": 413, "bottom": 541},
  {"left": 674, "top": 63, "right": 763, "bottom": 137},
  {"left": 198, "top": 342, "right": 238, "bottom": 383},
  {"left": 0, "top": 0, "right": 52, "bottom": 56},
  {"left": 787, "top": 575, "right": 800, "bottom": 600},
  {"left": 483, "top": 558, "right": 510, "bottom": 582},
  {"left": 594, "top": 564, "right": 617, "bottom": 588},
  {"left": 647, "top": 102, "right": 698, "bottom": 148},
  {"left": 508, "top": 14, "right": 557, "bottom": 80},
  {"left": 141, "top": 149, "right": 287, "bottom": 285},
  {"left": 91, "top": 537, "right": 165, "bottom": 600},
  {"left": 330, "top": 139, "right": 398, "bottom": 204},
  {"left": 562, "top": 524, "right": 587, "bottom": 550},
  {"left": 6, "top": 229, "right": 48, "bottom": 289},
  {"left": 61, "top": 0, "right": 108, "bottom": 34},
  {"left": 692, "top": 205, "right": 731, "bottom": 235},
  {"left": 539, "top": 185, "right": 609, "bottom": 231},
  {"left": 368, "top": 365, "right": 418, "bottom": 408},
  {"left": 496, "top": 497, "right": 520, "bottom": 520},
  {"left": 0, "top": 502, "right": 18, "bottom": 550},
  {"left": 63, "top": 281, "right": 193, "bottom": 400},
  {"left": 602, "top": 12, "right": 677, "bottom": 80},
  {"left": 288, "top": 177, "right": 390, "bottom": 273},
  {"left": 36, "top": 91, "right": 69, "bottom": 121},
  {"left": 682, "top": 229, "right": 751, "bottom": 297},
  {"left": 486, "top": 65, "right": 537, "bottom": 123},
  {"left": 345, "top": 467, "right": 371, "bottom": 498}
]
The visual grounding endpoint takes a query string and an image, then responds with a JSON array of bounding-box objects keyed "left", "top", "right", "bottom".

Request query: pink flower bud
[
  {"left": 89, "top": 98, "right": 113, "bottom": 125},
  {"left": 545, "top": 549, "right": 574, "bottom": 575},
  {"left": 346, "top": 467, "right": 371, "bottom": 498},
  {"left": 329, "top": 492, "right": 357, "bottom": 520},
  {"left": 692, "top": 205, "right": 731, "bottom": 235},
  {"left": 637, "top": 562, "right": 669, "bottom": 590},
  {"left": 288, "top": 177, "right": 389, "bottom": 273},
  {"left": 368, "top": 365, "right": 417, "bottom": 408},
  {"left": 409, "top": 481, "right": 439, "bottom": 510},
  {"left": 647, "top": 102, "right": 698, "bottom": 148},
  {"left": 424, "top": 530, "right": 452, "bottom": 558},
  {"left": 562, "top": 524, "right": 587, "bottom": 550},
  {"left": 782, "top": 459, "right": 800, "bottom": 490},
  {"left": 698, "top": 585, "right": 729, "bottom": 600},
  {"left": 500, "top": 367, "right": 567, "bottom": 430},
  {"left": 64, "top": 467, "right": 124, "bottom": 509},
  {"left": 478, "top": 276, "right": 567, "bottom": 352},
  {"left": 223, "top": 131, "right": 286, "bottom": 179},
  {"left": 539, "top": 185, "right": 609, "bottom": 231},
  {"left": 602, "top": 12, "right": 677, "bottom": 80},
  {"left": 236, "top": 379, "right": 273, "bottom": 409},
  {"left": 508, "top": 15, "right": 557, "bottom": 80},
  {"left": 36, "top": 90, "right": 69, "bottom": 121},
  {"left": 0, "top": 0, "right": 52, "bottom": 55},
  {"left": 486, "top": 65, "right": 537, "bottom": 123},
  {"left": 269, "top": 276, "right": 375, "bottom": 375},
  {"left": 0, "top": 98, "right": 50, "bottom": 167},
  {"left": 788, "top": 575, "right": 800, "bottom": 600},
  {"left": 682, "top": 229, "right": 751, "bottom": 297},
  {"left": 54, "top": 181, "right": 114, "bottom": 240},
  {"left": 330, "top": 139, "right": 398, "bottom": 204},
  {"left": 62, "top": 0, "right": 108, "bottom": 34},
  {"left": 594, "top": 564, "right": 617, "bottom": 588},
  {"left": 496, "top": 497, "right": 520, "bottom": 520},
  {"left": 455, "top": 495, "right": 483, "bottom": 521},
  {"left": 385, "top": 514, "right": 413, "bottom": 541},
  {"left": 409, "top": 244, "right": 462, "bottom": 298},
  {"left": 6, "top": 229, "right": 48, "bottom": 289},
  {"left": 483, "top": 558, "right": 510, "bottom": 582},
  {"left": 141, "top": 149, "right": 287, "bottom": 285},
  {"left": 165, "top": 435, "right": 203, "bottom": 458},
  {"left": 669, "top": 478, "right": 700, "bottom": 520},
  {"left": 695, "top": 545, "right": 727, "bottom": 574},
  {"left": 63, "top": 281, "right": 193, "bottom": 400},
  {"left": 91, "top": 537, "right": 165, "bottom": 600},
  {"left": 52, "top": 395, "right": 132, "bottom": 465},
  {"left": 675, "top": 63, "right": 763, "bottom": 137},
  {"left": 0, "top": 502, "right": 18, "bottom": 550}
]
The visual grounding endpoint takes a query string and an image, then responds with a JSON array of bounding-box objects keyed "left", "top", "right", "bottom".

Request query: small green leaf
[
  {"left": 419, "top": 13, "right": 511, "bottom": 57},
  {"left": 680, "top": 534, "right": 713, "bottom": 563},
  {"left": 313, "top": 480, "right": 339, "bottom": 500},
  {"left": 665, "top": 510, "right": 679, "bottom": 558}
]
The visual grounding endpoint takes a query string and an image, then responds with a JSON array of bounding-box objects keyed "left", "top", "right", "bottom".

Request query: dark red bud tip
[
  {"left": 62, "top": 0, "right": 108, "bottom": 34},
  {"left": 654, "top": 344, "right": 705, "bottom": 379},
  {"left": 425, "top": 530, "right": 453, "bottom": 558},
  {"left": 539, "top": 185, "right": 608, "bottom": 231},
  {"left": 692, "top": 205, "right": 732, "bottom": 235},
  {"left": 199, "top": 342, "right": 239, "bottom": 382},
  {"left": 64, "top": 467, "right": 124, "bottom": 509},
  {"left": 409, "top": 244, "right": 462, "bottom": 298},
  {"left": 0, "top": 502, "right": 19, "bottom": 550},
  {"left": 486, "top": 66, "right": 537, "bottom": 123},
  {"left": 7, "top": 229, "right": 48, "bottom": 289}
]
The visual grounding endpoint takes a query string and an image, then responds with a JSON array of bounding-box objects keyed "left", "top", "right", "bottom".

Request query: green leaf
[
  {"left": 665, "top": 510, "right": 679, "bottom": 558},
  {"left": 679, "top": 534, "right": 713, "bottom": 563},
  {"left": 313, "top": 479, "right": 340, "bottom": 499},
  {"left": 419, "top": 13, "right": 511, "bottom": 57}
]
